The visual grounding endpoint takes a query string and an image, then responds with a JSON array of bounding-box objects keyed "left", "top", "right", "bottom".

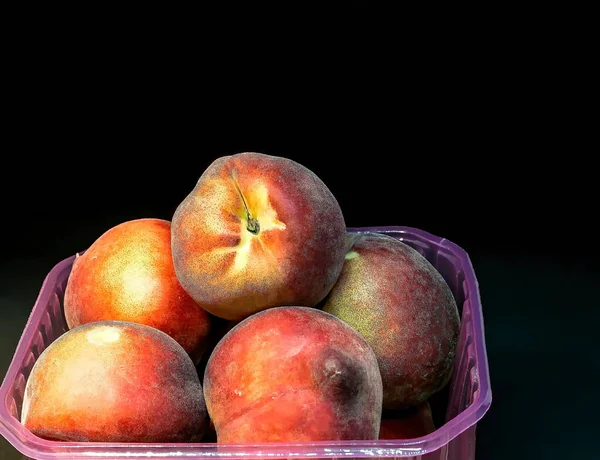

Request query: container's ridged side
[
  {"left": 8, "top": 289, "right": 68, "bottom": 427},
  {"left": 8, "top": 397, "right": 17, "bottom": 419},
  {"left": 39, "top": 313, "right": 50, "bottom": 346},
  {"left": 49, "top": 289, "right": 68, "bottom": 341},
  {"left": 446, "top": 294, "right": 473, "bottom": 423},
  {"left": 21, "top": 353, "right": 35, "bottom": 382}
]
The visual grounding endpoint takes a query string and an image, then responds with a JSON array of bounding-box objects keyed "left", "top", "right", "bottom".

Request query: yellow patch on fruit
[
  {"left": 121, "top": 263, "right": 159, "bottom": 306},
  {"left": 86, "top": 326, "right": 121, "bottom": 345},
  {"left": 231, "top": 228, "right": 254, "bottom": 273},
  {"left": 245, "top": 183, "right": 286, "bottom": 233},
  {"left": 345, "top": 251, "right": 359, "bottom": 260},
  {"left": 211, "top": 181, "right": 286, "bottom": 275}
]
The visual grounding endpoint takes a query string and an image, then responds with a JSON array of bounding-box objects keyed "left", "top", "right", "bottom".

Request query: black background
[{"left": 1, "top": 4, "right": 597, "bottom": 459}]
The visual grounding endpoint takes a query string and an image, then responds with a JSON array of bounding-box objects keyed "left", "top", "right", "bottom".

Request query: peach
[
  {"left": 21, "top": 320, "right": 208, "bottom": 442},
  {"left": 64, "top": 218, "right": 212, "bottom": 362},
  {"left": 322, "top": 232, "right": 460, "bottom": 409},
  {"left": 203, "top": 306, "right": 383, "bottom": 443},
  {"left": 379, "top": 402, "right": 436, "bottom": 439},
  {"left": 170, "top": 152, "right": 347, "bottom": 321}
]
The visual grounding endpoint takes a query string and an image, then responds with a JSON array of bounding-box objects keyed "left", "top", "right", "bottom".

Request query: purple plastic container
[{"left": 0, "top": 226, "right": 491, "bottom": 459}]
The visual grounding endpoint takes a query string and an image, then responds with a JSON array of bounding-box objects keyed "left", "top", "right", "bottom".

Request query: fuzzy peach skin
[
  {"left": 379, "top": 402, "right": 436, "bottom": 440},
  {"left": 21, "top": 320, "right": 208, "bottom": 442},
  {"left": 322, "top": 232, "right": 460, "bottom": 409},
  {"left": 203, "top": 306, "right": 383, "bottom": 443},
  {"left": 170, "top": 152, "right": 347, "bottom": 321},
  {"left": 64, "top": 218, "right": 212, "bottom": 362}
]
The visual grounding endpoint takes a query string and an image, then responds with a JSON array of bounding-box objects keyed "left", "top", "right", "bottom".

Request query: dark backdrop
[{"left": 1, "top": 4, "right": 596, "bottom": 459}]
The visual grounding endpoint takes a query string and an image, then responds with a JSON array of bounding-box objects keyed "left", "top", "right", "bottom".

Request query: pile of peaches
[{"left": 20, "top": 153, "right": 460, "bottom": 443}]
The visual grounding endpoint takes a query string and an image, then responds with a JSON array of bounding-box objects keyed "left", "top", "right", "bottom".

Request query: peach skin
[
  {"left": 203, "top": 306, "right": 383, "bottom": 443},
  {"left": 21, "top": 320, "right": 208, "bottom": 442},
  {"left": 64, "top": 218, "right": 212, "bottom": 363},
  {"left": 170, "top": 152, "right": 347, "bottom": 321},
  {"left": 379, "top": 402, "right": 436, "bottom": 439},
  {"left": 323, "top": 232, "right": 460, "bottom": 409}
]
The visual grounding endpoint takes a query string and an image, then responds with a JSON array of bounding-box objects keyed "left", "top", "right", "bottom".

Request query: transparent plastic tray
[{"left": 0, "top": 226, "right": 491, "bottom": 459}]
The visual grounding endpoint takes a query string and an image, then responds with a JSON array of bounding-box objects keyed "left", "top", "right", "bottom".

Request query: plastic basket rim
[{"left": 0, "top": 225, "right": 492, "bottom": 458}]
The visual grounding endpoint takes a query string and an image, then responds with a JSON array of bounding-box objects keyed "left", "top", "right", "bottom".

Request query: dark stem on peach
[
  {"left": 246, "top": 216, "right": 260, "bottom": 235},
  {"left": 231, "top": 175, "right": 261, "bottom": 235}
]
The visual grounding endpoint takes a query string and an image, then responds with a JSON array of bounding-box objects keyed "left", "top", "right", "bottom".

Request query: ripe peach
[
  {"left": 64, "top": 218, "right": 212, "bottom": 362},
  {"left": 21, "top": 321, "right": 208, "bottom": 442},
  {"left": 203, "top": 306, "right": 383, "bottom": 443},
  {"left": 322, "top": 232, "right": 460, "bottom": 409},
  {"left": 171, "top": 152, "right": 347, "bottom": 321},
  {"left": 378, "top": 402, "right": 436, "bottom": 439}
]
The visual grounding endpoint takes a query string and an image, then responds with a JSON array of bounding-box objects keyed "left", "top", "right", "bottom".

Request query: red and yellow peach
[
  {"left": 21, "top": 321, "right": 208, "bottom": 442},
  {"left": 203, "top": 306, "right": 383, "bottom": 442},
  {"left": 171, "top": 152, "right": 347, "bottom": 321},
  {"left": 64, "top": 218, "right": 212, "bottom": 362}
]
